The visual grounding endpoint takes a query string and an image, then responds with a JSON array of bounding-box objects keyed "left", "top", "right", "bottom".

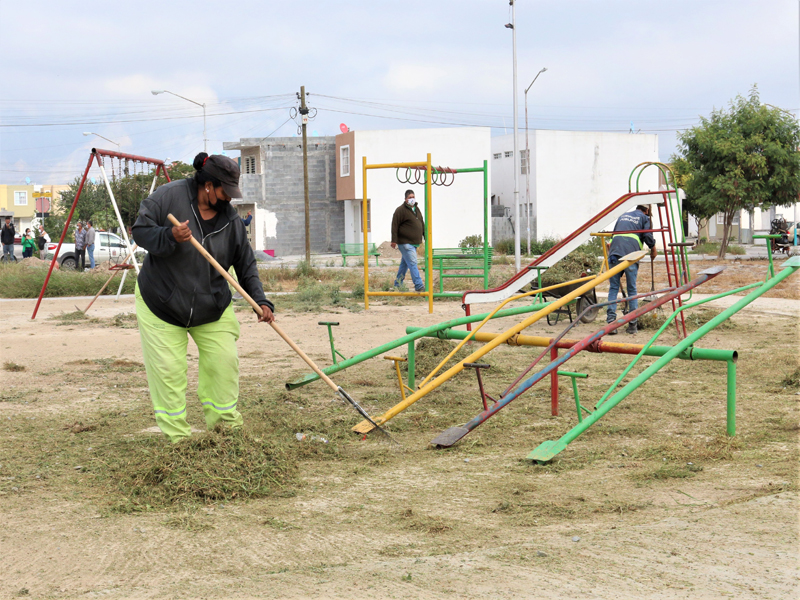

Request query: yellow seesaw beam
[{"left": 352, "top": 250, "right": 647, "bottom": 434}]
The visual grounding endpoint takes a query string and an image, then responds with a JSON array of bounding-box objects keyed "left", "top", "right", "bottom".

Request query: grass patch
[
  {"left": 110, "top": 313, "right": 138, "bottom": 328},
  {"left": 692, "top": 242, "right": 746, "bottom": 256},
  {"left": 0, "top": 263, "right": 136, "bottom": 298},
  {"left": 102, "top": 426, "right": 299, "bottom": 512},
  {"left": 780, "top": 366, "right": 800, "bottom": 389},
  {"left": 399, "top": 508, "right": 453, "bottom": 534},
  {"left": 632, "top": 463, "right": 704, "bottom": 481},
  {"left": 49, "top": 310, "right": 97, "bottom": 325},
  {"left": 3, "top": 361, "right": 26, "bottom": 372}
]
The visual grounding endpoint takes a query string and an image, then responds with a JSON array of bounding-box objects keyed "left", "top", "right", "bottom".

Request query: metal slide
[{"left": 462, "top": 190, "right": 669, "bottom": 308}]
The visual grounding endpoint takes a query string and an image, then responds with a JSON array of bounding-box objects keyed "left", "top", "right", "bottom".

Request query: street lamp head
[
  {"left": 540, "top": 67, "right": 548, "bottom": 73},
  {"left": 504, "top": 23, "right": 514, "bottom": 29},
  {"left": 151, "top": 90, "right": 164, "bottom": 95},
  {"left": 82, "top": 132, "right": 91, "bottom": 136}
]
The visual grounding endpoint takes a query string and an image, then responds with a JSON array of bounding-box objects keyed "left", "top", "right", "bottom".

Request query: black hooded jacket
[{"left": 132, "top": 178, "right": 272, "bottom": 328}]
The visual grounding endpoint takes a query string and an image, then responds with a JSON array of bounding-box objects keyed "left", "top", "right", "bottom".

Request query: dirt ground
[{"left": 1, "top": 279, "right": 798, "bottom": 599}]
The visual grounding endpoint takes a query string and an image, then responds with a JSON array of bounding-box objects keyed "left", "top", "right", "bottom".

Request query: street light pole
[
  {"left": 506, "top": 1, "right": 521, "bottom": 271},
  {"left": 524, "top": 67, "right": 547, "bottom": 254},
  {"left": 83, "top": 132, "right": 120, "bottom": 148},
  {"left": 151, "top": 90, "right": 207, "bottom": 153}
]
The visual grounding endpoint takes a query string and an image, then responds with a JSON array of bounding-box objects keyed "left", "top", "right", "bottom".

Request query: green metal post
[
  {"left": 727, "top": 359, "right": 736, "bottom": 437},
  {"left": 528, "top": 257, "right": 800, "bottom": 462},
  {"left": 423, "top": 172, "right": 431, "bottom": 293},
  {"left": 408, "top": 340, "right": 416, "bottom": 390},
  {"left": 328, "top": 324, "right": 338, "bottom": 365},
  {"left": 483, "top": 159, "right": 489, "bottom": 290},
  {"left": 555, "top": 371, "right": 589, "bottom": 423},
  {"left": 753, "top": 234, "right": 780, "bottom": 278}
]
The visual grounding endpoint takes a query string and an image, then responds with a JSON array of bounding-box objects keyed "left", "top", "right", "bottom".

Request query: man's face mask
[{"left": 406, "top": 196, "right": 416, "bottom": 206}]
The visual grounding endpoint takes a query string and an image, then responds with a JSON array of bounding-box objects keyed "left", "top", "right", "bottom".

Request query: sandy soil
[{"left": 0, "top": 293, "right": 798, "bottom": 599}]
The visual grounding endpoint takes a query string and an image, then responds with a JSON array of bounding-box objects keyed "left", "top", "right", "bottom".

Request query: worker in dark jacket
[
  {"left": 390, "top": 189, "right": 426, "bottom": 292},
  {"left": 132, "top": 152, "right": 274, "bottom": 442},
  {"left": 607, "top": 205, "right": 658, "bottom": 334}
]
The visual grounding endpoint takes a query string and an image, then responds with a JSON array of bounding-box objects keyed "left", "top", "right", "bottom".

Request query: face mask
[{"left": 406, "top": 197, "right": 416, "bottom": 206}]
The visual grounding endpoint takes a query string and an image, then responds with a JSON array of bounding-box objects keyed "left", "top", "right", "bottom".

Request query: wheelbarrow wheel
[{"left": 577, "top": 295, "right": 599, "bottom": 323}]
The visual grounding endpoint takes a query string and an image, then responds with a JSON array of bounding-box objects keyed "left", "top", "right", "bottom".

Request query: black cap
[{"left": 202, "top": 155, "right": 242, "bottom": 199}]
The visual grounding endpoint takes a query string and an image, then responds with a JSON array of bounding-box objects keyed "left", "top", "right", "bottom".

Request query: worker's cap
[{"left": 202, "top": 155, "right": 243, "bottom": 199}]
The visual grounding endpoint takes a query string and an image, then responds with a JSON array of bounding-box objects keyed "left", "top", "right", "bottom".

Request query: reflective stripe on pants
[{"left": 135, "top": 284, "right": 242, "bottom": 442}]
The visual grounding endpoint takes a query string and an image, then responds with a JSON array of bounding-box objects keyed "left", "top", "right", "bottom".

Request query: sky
[{"left": 0, "top": 0, "right": 797, "bottom": 185}]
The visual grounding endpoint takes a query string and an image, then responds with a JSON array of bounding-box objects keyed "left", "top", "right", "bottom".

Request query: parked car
[{"left": 45, "top": 231, "right": 140, "bottom": 269}]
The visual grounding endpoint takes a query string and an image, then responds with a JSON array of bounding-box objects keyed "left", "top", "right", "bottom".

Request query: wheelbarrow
[{"left": 530, "top": 278, "right": 599, "bottom": 326}]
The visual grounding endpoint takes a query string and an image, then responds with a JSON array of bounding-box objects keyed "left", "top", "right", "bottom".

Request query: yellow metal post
[
  {"left": 352, "top": 250, "right": 647, "bottom": 433},
  {"left": 363, "top": 155, "right": 369, "bottom": 310},
  {"left": 384, "top": 355, "right": 412, "bottom": 401},
  {"left": 426, "top": 153, "right": 433, "bottom": 313}
]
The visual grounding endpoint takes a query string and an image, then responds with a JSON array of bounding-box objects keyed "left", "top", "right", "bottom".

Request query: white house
[
  {"left": 491, "top": 130, "right": 660, "bottom": 242},
  {"left": 335, "top": 127, "right": 491, "bottom": 248}
]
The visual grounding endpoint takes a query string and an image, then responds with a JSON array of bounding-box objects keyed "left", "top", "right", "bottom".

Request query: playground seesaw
[
  {"left": 351, "top": 249, "right": 649, "bottom": 434},
  {"left": 429, "top": 266, "right": 724, "bottom": 448}
]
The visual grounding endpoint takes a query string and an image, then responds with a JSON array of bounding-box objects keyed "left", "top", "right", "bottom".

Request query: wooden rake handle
[{"left": 166, "top": 213, "right": 339, "bottom": 393}]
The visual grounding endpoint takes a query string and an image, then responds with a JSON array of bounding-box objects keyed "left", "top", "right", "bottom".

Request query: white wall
[
  {"left": 346, "top": 127, "right": 491, "bottom": 248},
  {"left": 491, "top": 131, "right": 660, "bottom": 241}
]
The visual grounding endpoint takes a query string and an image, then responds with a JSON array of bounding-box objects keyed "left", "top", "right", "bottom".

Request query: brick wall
[{"left": 229, "top": 136, "right": 344, "bottom": 256}]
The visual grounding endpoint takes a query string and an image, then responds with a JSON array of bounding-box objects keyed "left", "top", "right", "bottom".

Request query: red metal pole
[
  {"left": 31, "top": 153, "right": 95, "bottom": 320},
  {"left": 550, "top": 346, "right": 559, "bottom": 416}
]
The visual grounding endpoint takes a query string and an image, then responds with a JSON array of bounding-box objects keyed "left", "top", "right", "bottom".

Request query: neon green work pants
[{"left": 135, "top": 284, "right": 243, "bottom": 442}]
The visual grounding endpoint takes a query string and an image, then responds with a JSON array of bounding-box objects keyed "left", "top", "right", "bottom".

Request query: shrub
[{"left": 458, "top": 234, "right": 483, "bottom": 249}]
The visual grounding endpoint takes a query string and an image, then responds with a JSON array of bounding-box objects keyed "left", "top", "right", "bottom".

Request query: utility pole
[
  {"left": 507, "top": 0, "right": 521, "bottom": 272},
  {"left": 299, "top": 85, "right": 310, "bottom": 263}
]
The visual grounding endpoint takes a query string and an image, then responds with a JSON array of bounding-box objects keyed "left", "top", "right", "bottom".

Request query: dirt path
[{"left": 0, "top": 294, "right": 798, "bottom": 599}]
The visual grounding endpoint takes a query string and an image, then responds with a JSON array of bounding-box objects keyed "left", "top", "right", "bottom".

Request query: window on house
[
  {"left": 520, "top": 149, "right": 529, "bottom": 174},
  {"left": 243, "top": 156, "right": 257, "bottom": 175},
  {"left": 504, "top": 151, "right": 513, "bottom": 158},
  {"left": 14, "top": 191, "right": 27, "bottom": 205},
  {"left": 340, "top": 145, "right": 350, "bottom": 177},
  {"left": 493, "top": 153, "right": 502, "bottom": 160}
]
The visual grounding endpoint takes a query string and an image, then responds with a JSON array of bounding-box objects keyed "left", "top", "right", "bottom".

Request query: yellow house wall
[{"left": 0, "top": 184, "right": 36, "bottom": 218}]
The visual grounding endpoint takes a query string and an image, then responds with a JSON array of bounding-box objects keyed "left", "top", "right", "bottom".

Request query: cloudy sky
[{"left": 0, "top": 0, "right": 796, "bottom": 184}]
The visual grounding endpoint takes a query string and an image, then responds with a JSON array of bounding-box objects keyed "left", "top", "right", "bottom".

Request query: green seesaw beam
[{"left": 528, "top": 255, "right": 800, "bottom": 463}]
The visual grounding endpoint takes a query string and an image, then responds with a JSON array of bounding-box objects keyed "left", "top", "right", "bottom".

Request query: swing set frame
[{"left": 31, "top": 148, "right": 171, "bottom": 320}]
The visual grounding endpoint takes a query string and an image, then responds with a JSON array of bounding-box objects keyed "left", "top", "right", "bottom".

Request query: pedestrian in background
[
  {"left": 1, "top": 216, "right": 17, "bottom": 262},
  {"left": 38, "top": 225, "right": 50, "bottom": 260},
  {"left": 21, "top": 228, "right": 36, "bottom": 258},
  {"left": 390, "top": 189, "right": 426, "bottom": 292},
  {"left": 85, "top": 220, "right": 96, "bottom": 269},
  {"left": 74, "top": 221, "right": 86, "bottom": 271}
]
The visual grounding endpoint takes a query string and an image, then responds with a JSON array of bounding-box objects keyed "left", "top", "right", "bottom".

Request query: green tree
[
  {"left": 673, "top": 87, "right": 800, "bottom": 257},
  {"left": 670, "top": 156, "right": 715, "bottom": 239},
  {"left": 52, "top": 161, "right": 194, "bottom": 239}
]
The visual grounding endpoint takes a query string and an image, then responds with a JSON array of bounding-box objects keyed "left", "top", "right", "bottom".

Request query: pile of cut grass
[
  {"left": 103, "top": 426, "right": 298, "bottom": 512},
  {"left": 403, "top": 338, "right": 473, "bottom": 378},
  {"left": 636, "top": 307, "right": 735, "bottom": 331}
]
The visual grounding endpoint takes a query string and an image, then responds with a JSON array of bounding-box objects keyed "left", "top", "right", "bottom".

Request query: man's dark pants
[{"left": 75, "top": 247, "right": 86, "bottom": 270}]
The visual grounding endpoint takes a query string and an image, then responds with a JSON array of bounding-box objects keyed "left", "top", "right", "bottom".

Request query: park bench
[
  {"left": 419, "top": 247, "right": 493, "bottom": 293},
  {"left": 340, "top": 242, "right": 381, "bottom": 267}
]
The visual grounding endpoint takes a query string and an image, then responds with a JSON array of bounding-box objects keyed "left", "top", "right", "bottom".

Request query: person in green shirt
[{"left": 21, "top": 229, "right": 37, "bottom": 258}]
